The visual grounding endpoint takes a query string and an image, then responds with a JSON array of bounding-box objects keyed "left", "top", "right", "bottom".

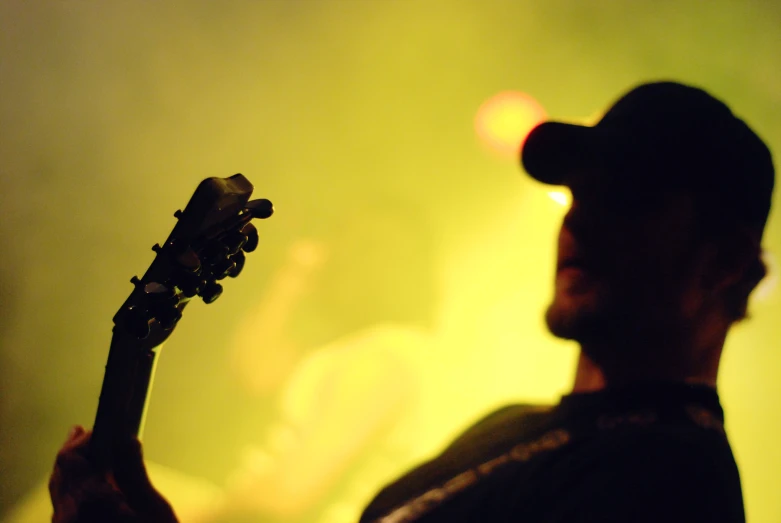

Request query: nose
[
  {"left": 565, "top": 177, "right": 649, "bottom": 231},
  {"left": 562, "top": 196, "right": 613, "bottom": 240}
]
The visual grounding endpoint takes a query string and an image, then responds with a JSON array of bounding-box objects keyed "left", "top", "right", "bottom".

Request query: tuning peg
[
  {"left": 246, "top": 198, "right": 274, "bottom": 219},
  {"left": 223, "top": 230, "right": 247, "bottom": 256},
  {"left": 143, "top": 281, "right": 176, "bottom": 301},
  {"left": 199, "top": 281, "right": 223, "bottom": 304},
  {"left": 201, "top": 241, "right": 230, "bottom": 266},
  {"left": 175, "top": 246, "right": 201, "bottom": 272},
  {"left": 142, "top": 280, "right": 182, "bottom": 330},
  {"left": 174, "top": 270, "right": 206, "bottom": 298},
  {"left": 212, "top": 258, "right": 237, "bottom": 280},
  {"left": 228, "top": 251, "right": 245, "bottom": 278},
  {"left": 240, "top": 223, "right": 259, "bottom": 253}
]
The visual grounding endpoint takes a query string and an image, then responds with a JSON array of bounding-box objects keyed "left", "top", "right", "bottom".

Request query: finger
[
  {"left": 49, "top": 427, "right": 95, "bottom": 505},
  {"left": 62, "top": 426, "right": 91, "bottom": 453},
  {"left": 66, "top": 425, "right": 85, "bottom": 443},
  {"left": 112, "top": 438, "right": 177, "bottom": 520},
  {"left": 50, "top": 449, "right": 90, "bottom": 505}
]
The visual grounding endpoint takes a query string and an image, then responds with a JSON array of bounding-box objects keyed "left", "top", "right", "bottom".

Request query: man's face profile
[{"left": 544, "top": 170, "right": 710, "bottom": 356}]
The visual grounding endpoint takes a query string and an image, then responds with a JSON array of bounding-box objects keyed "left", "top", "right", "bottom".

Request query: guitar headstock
[{"left": 113, "top": 173, "right": 273, "bottom": 348}]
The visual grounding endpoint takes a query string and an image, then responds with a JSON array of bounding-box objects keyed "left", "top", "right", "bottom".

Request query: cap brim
[{"left": 521, "top": 121, "right": 613, "bottom": 185}]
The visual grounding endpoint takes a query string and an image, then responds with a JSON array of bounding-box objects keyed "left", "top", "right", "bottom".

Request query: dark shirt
[{"left": 360, "top": 381, "right": 744, "bottom": 523}]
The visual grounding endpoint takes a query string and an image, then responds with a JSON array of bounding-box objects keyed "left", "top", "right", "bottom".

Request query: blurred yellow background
[{"left": 1, "top": 1, "right": 779, "bottom": 522}]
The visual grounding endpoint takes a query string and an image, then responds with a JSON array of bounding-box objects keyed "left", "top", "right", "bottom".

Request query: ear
[{"left": 701, "top": 227, "right": 762, "bottom": 293}]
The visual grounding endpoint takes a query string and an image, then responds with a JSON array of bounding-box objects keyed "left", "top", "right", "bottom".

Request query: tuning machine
[
  {"left": 240, "top": 223, "right": 258, "bottom": 253},
  {"left": 223, "top": 230, "right": 247, "bottom": 256},
  {"left": 228, "top": 250, "right": 245, "bottom": 278},
  {"left": 199, "top": 281, "right": 223, "bottom": 304},
  {"left": 170, "top": 246, "right": 206, "bottom": 298},
  {"left": 247, "top": 198, "right": 274, "bottom": 219},
  {"left": 142, "top": 281, "right": 182, "bottom": 331},
  {"left": 126, "top": 278, "right": 183, "bottom": 333}
]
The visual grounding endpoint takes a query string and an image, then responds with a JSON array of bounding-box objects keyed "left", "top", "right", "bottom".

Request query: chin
[
  {"left": 545, "top": 301, "right": 581, "bottom": 341},
  {"left": 544, "top": 292, "right": 611, "bottom": 343}
]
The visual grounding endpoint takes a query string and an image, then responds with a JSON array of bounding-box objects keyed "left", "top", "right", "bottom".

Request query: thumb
[{"left": 112, "top": 438, "right": 177, "bottom": 521}]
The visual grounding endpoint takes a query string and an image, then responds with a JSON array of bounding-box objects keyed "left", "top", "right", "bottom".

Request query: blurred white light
[
  {"left": 548, "top": 191, "right": 570, "bottom": 207},
  {"left": 755, "top": 250, "right": 778, "bottom": 301}
]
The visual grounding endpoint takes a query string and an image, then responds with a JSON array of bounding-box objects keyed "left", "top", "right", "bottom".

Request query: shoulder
[
  {"left": 464, "top": 404, "right": 553, "bottom": 433},
  {"left": 548, "top": 422, "right": 744, "bottom": 523},
  {"left": 443, "top": 403, "right": 554, "bottom": 455},
  {"left": 593, "top": 418, "right": 737, "bottom": 470},
  {"left": 577, "top": 414, "right": 741, "bottom": 486}
]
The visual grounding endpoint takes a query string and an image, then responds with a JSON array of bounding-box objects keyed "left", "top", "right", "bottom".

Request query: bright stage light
[{"left": 475, "top": 91, "right": 546, "bottom": 158}]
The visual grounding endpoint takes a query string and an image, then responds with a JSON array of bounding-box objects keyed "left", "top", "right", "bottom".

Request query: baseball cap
[{"left": 521, "top": 81, "right": 775, "bottom": 236}]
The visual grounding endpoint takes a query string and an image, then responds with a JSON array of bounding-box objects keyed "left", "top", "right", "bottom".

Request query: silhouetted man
[{"left": 49, "top": 81, "right": 774, "bottom": 523}]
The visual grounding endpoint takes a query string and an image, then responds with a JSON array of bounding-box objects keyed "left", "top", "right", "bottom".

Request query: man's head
[{"left": 521, "top": 81, "right": 774, "bottom": 371}]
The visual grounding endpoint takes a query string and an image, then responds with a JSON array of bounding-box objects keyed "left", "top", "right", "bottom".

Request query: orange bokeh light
[{"left": 475, "top": 91, "right": 546, "bottom": 158}]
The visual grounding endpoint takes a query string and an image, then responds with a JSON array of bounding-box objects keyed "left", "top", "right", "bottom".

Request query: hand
[{"left": 49, "top": 425, "right": 179, "bottom": 523}]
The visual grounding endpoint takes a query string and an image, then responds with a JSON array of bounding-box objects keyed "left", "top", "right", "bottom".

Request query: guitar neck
[{"left": 90, "top": 330, "right": 163, "bottom": 470}]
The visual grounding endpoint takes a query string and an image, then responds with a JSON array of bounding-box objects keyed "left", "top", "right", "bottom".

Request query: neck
[{"left": 571, "top": 336, "right": 725, "bottom": 394}]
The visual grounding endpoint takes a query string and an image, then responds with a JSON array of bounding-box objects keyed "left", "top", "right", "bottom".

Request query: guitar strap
[{"left": 368, "top": 401, "right": 725, "bottom": 523}]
